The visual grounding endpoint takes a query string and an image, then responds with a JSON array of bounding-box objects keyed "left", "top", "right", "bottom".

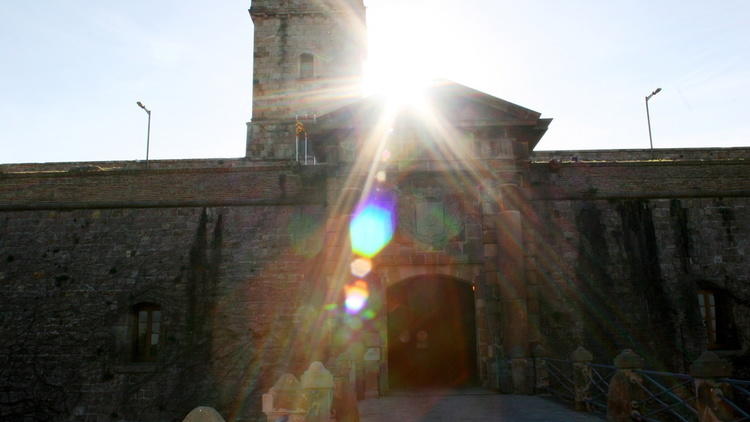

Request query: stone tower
[{"left": 246, "top": 0, "right": 367, "bottom": 159}]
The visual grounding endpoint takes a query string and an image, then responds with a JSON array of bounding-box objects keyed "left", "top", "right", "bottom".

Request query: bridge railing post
[
  {"left": 262, "top": 373, "right": 305, "bottom": 422},
  {"left": 333, "top": 353, "right": 360, "bottom": 422},
  {"left": 606, "top": 349, "right": 645, "bottom": 422},
  {"left": 690, "top": 351, "right": 735, "bottom": 422},
  {"left": 571, "top": 346, "right": 593, "bottom": 411},
  {"left": 301, "top": 361, "right": 334, "bottom": 422}
]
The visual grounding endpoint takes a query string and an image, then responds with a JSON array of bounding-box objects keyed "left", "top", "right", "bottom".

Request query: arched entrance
[{"left": 386, "top": 275, "right": 478, "bottom": 389}]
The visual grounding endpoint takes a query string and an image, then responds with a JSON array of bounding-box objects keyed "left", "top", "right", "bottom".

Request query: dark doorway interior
[{"left": 387, "top": 276, "right": 478, "bottom": 390}]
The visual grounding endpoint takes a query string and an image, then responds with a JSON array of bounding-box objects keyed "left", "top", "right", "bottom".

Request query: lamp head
[
  {"left": 646, "top": 88, "right": 662, "bottom": 101},
  {"left": 136, "top": 101, "right": 151, "bottom": 114}
]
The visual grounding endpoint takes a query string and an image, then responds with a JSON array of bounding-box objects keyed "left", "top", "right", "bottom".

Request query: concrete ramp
[{"left": 358, "top": 389, "right": 603, "bottom": 422}]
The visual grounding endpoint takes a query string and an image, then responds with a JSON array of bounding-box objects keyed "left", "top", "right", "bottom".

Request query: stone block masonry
[
  {"left": 526, "top": 150, "right": 750, "bottom": 378},
  {"left": 0, "top": 161, "right": 330, "bottom": 421},
  {"left": 0, "top": 161, "right": 325, "bottom": 210}
]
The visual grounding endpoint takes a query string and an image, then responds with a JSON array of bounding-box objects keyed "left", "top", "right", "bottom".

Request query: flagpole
[{"left": 295, "top": 116, "right": 299, "bottom": 162}]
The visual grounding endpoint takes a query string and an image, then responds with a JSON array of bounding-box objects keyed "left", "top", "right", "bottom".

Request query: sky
[{"left": 1, "top": 0, "right": 749, "bottom": 164}]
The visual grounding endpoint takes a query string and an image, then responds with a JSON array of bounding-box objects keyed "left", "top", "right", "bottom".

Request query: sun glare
[
  {"left": 364, "top": 66, "right": 431, "bottom": 108},
  {"left": 363, "top": 4, "right": 440, "bottom": 109}
]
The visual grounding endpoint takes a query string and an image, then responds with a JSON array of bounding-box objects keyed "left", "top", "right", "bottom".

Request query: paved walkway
[{"left": 358, "top": 389, "right": 604, "bottom": 422}]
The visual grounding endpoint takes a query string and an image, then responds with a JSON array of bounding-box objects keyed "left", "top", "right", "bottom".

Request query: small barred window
[{"left": 133, "top": 303, "right": 161, "bottom": 362}]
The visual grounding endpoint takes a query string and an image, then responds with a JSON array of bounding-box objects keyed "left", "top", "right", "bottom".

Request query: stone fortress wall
[
  {"left": 526, "top": 148, "right": 750, "bottom": 377},
  {"left": 1, "top": 160, "right": 331, "bottom": 421},
  {"left": 1, "top": 148, "right": 749, "bottom": 420}
]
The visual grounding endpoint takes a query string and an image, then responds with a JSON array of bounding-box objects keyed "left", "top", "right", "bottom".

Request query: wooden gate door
[{"left": 387, "top": 276, "right": 477, "bottom": 389}]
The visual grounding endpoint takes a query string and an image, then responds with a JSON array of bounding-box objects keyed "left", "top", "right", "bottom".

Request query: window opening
[
  {"left": 698, "top": 289, "right": 737, "bottom": 350},
  {"left": 133, "top": 304, "right": 161, "bottom": 362},
  {"left": 300, "top": 53, "right": 314, "bottom": 79}
]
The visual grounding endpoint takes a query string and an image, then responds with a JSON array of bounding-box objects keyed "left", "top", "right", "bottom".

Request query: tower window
[
  {"left": 300, "top": 53, "right": 314, "bottom": 79},
  {"left": 133, "top": 303, "right": 161, "bottom": 362}
]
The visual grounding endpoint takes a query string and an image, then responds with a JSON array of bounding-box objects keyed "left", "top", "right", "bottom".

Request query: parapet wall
[
  {"left": 0, "top": 160, "right": 327, "bottom": 210},
  {"left": 532, "top": 147, "right": 750, "bottom": 163},
  {"left": 1, "top": 157, "right": 263, "bottom": 173},
  {"left": 528, "top": 159, "right": 750, "bottom": 200}
]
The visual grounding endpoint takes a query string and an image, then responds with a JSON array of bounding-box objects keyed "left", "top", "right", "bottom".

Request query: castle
[{"left": 1, "top": 1, "right": 748, "bottom": 421}]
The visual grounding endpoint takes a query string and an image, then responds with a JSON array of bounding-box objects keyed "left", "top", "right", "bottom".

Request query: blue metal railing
[
  {"left": 543, "top": 358, "right": 576, "bottom": 403},
  {"left": 631, "top": 369, "right": 696, "bottom": 422},
  {"left": 719, "top": 378, "right": 750, "bottom": 422},
  {"left": 539, "top": 358, "right": 750, "bottom": 421},
  {"left": 587, "top": 363, "right": 616, "bottom": 414}
]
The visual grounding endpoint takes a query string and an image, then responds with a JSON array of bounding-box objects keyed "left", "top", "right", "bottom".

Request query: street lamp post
[
  {"left": 645, "top": 88, "right": 661, "bottom": 150},
  {"left": 136, "top": 101, "right": 151, "bottom": 168}
]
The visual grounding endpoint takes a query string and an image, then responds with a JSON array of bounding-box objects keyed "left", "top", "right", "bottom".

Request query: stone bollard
[
  {"left": 532, "top": 344, "right": 550, "bottom": 394},
  {"left": 262, "top": 373, "right": 305, "bottom": 422},
  {"left": 182, "top": 406, "right": 226, "bottom": 422},
  {"left": 301, "top": 361, "right": 335, "bottom": 422},
  {"left": 690, "top": 351, "right": 735, "bottom": 422},
  {"left": 333, "top": 353, "right": 360, "bottom": 422},
  {"left": 606, "top": 349, "right": 646, "bottom": 422},
  {"left": 571, "top": 346, "right": 593, "bottom": 411},
  {"left": 363, "top": 332, "right": 381, "bottom": 399},
  {"left": 351, "top": 341, "right": 366, "bottom": 400}
]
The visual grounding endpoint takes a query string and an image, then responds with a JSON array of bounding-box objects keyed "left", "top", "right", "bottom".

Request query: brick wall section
[
  {"left": 0, "top": 161, "right": 329, "bottom": 421},
  {"left": 528, "top": 159, "right": 750, "bottom": 199},
  {"left": 0, "top": 203, "right": 328, "bottom": 421},
  {"left": 0, "top": 164, "right": 327, "bottom": 209},
  {"left": 0, "top": 158, "right": 260, "bottom": 173},
  {"left": 0, "top": 207, "right": 209, "bottom": 420},
  {"left": 532, "top": 146, "right": 750, "bottom": 162},
  {"left": 2, "top": 148, "right": 750, "bottom": 421},
  {"left": 526, "top": 156, "right": 750, "bottom": 375}
]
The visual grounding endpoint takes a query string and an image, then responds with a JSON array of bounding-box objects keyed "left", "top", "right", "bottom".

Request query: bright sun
[
  {"left": 363, "top": 65, "right": 431, "bottom": 108},
  {"left": 362, "top": 3, "right": 441, "bottom": 108}
]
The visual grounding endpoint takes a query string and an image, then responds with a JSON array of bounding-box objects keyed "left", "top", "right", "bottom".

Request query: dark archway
[{"left": 387, "top": 275, "right": 478, "bottom": 390}]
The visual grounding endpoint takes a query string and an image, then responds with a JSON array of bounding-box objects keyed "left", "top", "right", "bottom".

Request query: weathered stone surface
[
  {"left": 182, "top": 406, "right": 226, "bottom": 422},
  {"left": 606, "top": 370, "right": 646, "bottom": 422},
  {"left": 571, "top": 346, "right": 593, "bottom": 363},
  {"left": 301, "top": 362, "right": 334, "bottom": 422},
  {"left": 613, "top": 349, "right": 644, "bottom": 369},
  {"left": 248, "top": 0, "right": 366, "bottom": 159},
  {"left": 690, "top": 351, "right": 733, "bottom": 378},
  {"left": 271, "top": 374, "right": 303, "bottom": 410},
  {"left": 301, "top": 362, "right": 334, "bottom": 389},
  {"left": 694, "top": 378, "right": 736, "bottom": 422}
]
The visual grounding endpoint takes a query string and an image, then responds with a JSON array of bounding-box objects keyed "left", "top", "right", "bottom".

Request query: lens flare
[
  {"left": 376, "top": 171, "right": 386, "bottom": 183},
  {"left": 350, "top": 257, "right": 373, "bottom": 278},
  {"left": 382, "top": 149, "right": 391, "bottom": 162},
  {"left": 288, "top": 213, "right": 323, "bottom": 257},
  {"left": 344, "top": 280, "right": 370, "bottom": 314},
  {"left": 346, "top": 316, "right": 363, "bottom": 330},
  {"left": 350, "top": 191, "right": 396, "bottom": 258}
]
